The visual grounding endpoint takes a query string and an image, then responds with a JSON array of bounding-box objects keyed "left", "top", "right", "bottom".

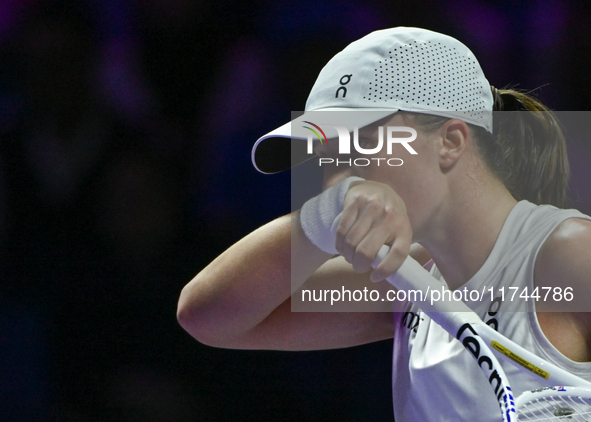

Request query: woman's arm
[
  {"left": 178, "top": 178, "right": 415, "bottom": 350},
  {"left": 177, "top": 213, "right": 394, "bottom": 350}
]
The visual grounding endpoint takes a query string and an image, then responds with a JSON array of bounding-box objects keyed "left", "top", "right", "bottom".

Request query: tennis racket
[{"left": 371, "top": 246, "right": 591, "bottom": 422}]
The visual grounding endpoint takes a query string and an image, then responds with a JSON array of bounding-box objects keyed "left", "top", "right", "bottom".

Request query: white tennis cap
[{"left": 252, "top": 27, "right": 493, "bottom": 174}]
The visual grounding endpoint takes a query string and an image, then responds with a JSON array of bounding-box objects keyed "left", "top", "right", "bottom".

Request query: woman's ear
[{"left": 438, "top": 119, "right": 470, "bottom": 168}]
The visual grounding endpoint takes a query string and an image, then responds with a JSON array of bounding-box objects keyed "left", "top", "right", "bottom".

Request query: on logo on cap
[{"left": 335, "top": 74, "right": 352, "bottom": 98}]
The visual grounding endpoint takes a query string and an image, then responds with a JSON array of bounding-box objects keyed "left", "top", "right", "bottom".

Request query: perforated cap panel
[{"left": 363, "top": 39, "right": 489, "bottom": 126}]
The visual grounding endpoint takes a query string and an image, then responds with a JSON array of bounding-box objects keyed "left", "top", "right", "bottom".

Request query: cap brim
[{"left": 252, "top": 108, "right": 398, "bottom": 174}]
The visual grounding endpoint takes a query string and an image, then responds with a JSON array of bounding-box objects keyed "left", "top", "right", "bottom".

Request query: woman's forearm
[{"left": 176, "top": 213, "right": 332, "bottom": 346}]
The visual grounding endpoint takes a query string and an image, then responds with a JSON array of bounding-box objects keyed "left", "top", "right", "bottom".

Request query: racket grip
[{"left": 372, "top": 246, "right": 480, "bottom": 327}]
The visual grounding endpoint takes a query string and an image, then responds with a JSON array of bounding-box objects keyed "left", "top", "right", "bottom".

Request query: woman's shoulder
[{"left": 535, "top": 216, "right": 591, "bottom": 298}]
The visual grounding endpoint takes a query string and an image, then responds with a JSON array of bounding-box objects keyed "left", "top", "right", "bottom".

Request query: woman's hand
[{"left": 335, "top": 180, "right": 412, "bottom": 282}]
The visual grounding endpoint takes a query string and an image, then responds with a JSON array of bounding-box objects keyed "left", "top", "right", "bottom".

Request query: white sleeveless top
[{"left": 391, "top": 200, "right": 591, "bottom": 422}]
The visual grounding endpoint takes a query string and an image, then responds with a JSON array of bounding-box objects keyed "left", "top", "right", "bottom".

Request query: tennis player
[{"left": 178, "top": 27, "right": 591, "bottom": 421}]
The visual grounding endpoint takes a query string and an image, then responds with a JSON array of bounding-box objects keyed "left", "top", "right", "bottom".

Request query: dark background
[{"left": 1, "top": 0, "right": 591, "bottom": 421}]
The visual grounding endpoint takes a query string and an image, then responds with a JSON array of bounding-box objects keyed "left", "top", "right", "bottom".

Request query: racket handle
[{"left": 372, "top": 246, "right": 480, "bottom": 329}]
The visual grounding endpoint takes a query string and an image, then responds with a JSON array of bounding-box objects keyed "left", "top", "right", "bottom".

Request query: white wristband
[{"left": 299, "top": 176, "right": 365, "bottom": 254}]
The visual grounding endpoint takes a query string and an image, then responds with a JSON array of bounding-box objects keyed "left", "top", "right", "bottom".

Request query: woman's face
[{"left": 317, "top": 112, "right": 447, "bottom": 239}]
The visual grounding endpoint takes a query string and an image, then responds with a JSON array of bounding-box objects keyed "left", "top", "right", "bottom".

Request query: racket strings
[{"left": 517, "top": 394, "right": 591, "bottom": 421}]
